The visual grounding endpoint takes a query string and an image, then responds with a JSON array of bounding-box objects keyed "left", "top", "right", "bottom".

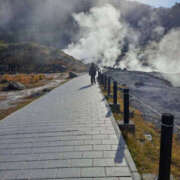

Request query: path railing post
[
  {"left": 109, "top": 81, "right": 120, "bottom": 113},
  {"left": 113, "top": 81, "right": 117, "bottom": 105},
  {"left": 103, "top": 74, "right": 105, "bottom": 87},
  {"left": 104, "top": 75, "right": 107, "bottom": 90},
  {"left": 118, "top": 88, "right": 135, "bottom": 134},
  {"left": 98, "top": 71, "right": 101, "bottom": 83},
  {"left": 101, "top": 74, "right": 104, "bottom": 85},
  {"left": 123, "top": 88, "right": 129, "bottom": 124},
  {"left": 158, "top": 113, "right": 174, "bottom": 180},
  {"left": 108, "top": 77, "right": 111, "bottom": 97}
]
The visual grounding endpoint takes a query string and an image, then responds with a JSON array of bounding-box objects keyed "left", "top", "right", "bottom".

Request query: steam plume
[
  {"left": 65, "top": 3, "right": 180, "bottom": 86},
  {"left": 64, "top": 4, "right": 137, "bottom": 66},
  {"left": 1, "top": 1, "right": 180, "bottom": 85}
]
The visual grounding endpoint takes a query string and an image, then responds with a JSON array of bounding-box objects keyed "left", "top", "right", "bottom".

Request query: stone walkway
[{"left": 0, "top": 74, "right": 139, "bottom": 180}]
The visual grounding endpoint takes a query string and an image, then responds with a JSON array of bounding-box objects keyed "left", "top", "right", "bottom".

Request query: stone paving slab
[{"left": 0, "top": 74, "right": 137, "bottom": 179}]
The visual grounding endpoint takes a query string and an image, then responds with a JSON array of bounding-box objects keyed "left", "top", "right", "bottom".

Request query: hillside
[
  {"left": 0, "top": 42, "right": 87, "bottom": 73},
  {"left": 0, "top": 1, "right": 179, "bottom": 72}
]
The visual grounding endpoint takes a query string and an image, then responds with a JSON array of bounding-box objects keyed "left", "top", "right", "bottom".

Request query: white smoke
[
  {"left": 0, "top": 1, "right": 12, "bottom": 26},
  {"left": 64, "top": 4, "right": 132, "bottom": 66},
  {"left": 65, "top": 4, "right": 180, "bottom": 67},
  {"left": 146, "top": 29, "right": 180, "bottom": 73},
  {"left": 1, "top": 1, "right": 180, "bottom": 85},
  {"left": 64, "top": 3, "right": 162, "bottom": 70},
  {"left": 118, "top": 47, "right": 153, "bottom": 72},
  {"left": 120, "top": 28, "right": 180, "bottom": 85},
  {"left": 0, "top": 0, "right": 92, "bottom": 47},
  {"left": 65, "top": 3, "right": 180, "bottom": 86},
  {"left": 145, "top": 29, "right": 180, "bottom": 86}
]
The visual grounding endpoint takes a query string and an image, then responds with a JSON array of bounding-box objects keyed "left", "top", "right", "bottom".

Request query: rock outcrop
[
  {"left": 68, "top": 72, "right": 78, "bottom": 79},
  {"left": 3, "top": 81, "right": 26, "bottom": 91}
]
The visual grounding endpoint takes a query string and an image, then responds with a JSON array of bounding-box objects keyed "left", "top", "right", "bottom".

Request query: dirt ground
[{"left": 0, "top": 73, "right": 68, "bottom": 121}]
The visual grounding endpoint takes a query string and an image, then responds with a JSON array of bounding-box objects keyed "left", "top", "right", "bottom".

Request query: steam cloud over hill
[
  {"left": 65, "top": 3, "right": 180, "bottom": 74},
  {"left": 65, "top": 4, "right": 130, "bottom": 66},
  {"left": 1, "top": 0, "right": 180, "bottom": 84}
]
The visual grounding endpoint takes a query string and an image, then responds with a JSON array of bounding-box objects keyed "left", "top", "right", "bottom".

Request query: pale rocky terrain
[
  {"left": 0, "top": 73, "right": 67, "bottom": 113},
  {"left": 106, "top": 70, "right": 180, "bottom": 133}
]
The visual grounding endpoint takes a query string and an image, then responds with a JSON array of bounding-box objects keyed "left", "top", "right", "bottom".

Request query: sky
[{"left": 128, "top": 0, "right": 180, "bottom": 7}]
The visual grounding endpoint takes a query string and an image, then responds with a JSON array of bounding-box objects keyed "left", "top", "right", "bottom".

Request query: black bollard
[
  {"left": 109, "top": 81, "right": 120, "bottom": 113},
  {"left": 113, "top": 81, "right": 117, "bottom": 105},
  {"left": 100, "top": 74, "right": 103, "bottom": 84},
  {"left": 108, "top": 77, "right": 111, "bottom": 97},
  {"left": 123, "top": 89, "right": 129, "bottom": 124},
  {"left": 103, "top": 74, "right": 105, "bottom": 86},
  {"left": 158, "top": 113, "right": 174, "bottom": 180},
  {"left": 98, "top": 71, "right": 101, "bottom": 83},
  {"left": 101, "top": 74, "right": 104, "bottom": 85},
  {"left": 104, "top": 75, "right": 107, "bottom": 90}
]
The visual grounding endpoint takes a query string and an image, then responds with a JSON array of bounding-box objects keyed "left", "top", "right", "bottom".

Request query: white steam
[
  {"left": 64, "top": 4, "right": 130, "bottom": 66},
  {"left": 145, "top": 29, "right": 180, "bottom": 86},
  {"left": 64, "top": 3, "right": 180, "bottom": 86},
  {"left": 118, "top": 47, "right": 153, "bottom": 72},
  {"left": 147, "top": 29, "right": 180, "bottom": 73},
  {"left": 120, "top": 28, "right": 180, "bottom": 86}
]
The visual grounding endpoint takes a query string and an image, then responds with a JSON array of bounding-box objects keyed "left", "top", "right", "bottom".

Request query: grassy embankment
[{"left": 100, "top": 84, "right": 180, "bottom": 178}]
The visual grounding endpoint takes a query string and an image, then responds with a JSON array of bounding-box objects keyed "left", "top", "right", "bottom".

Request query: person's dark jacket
[{"left": 89, "top": 65, "right": 97, "bottom": 76}]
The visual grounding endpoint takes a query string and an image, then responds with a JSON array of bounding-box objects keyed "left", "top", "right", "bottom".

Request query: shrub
[{"left": 0, "top": 74, "right": 47, "bottom": 85}]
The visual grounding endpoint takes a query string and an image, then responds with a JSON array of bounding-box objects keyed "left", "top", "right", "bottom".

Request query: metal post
[
  {"left": 108, "top": 77, "right": 111, "bottom": 97},
  {"left": 158, "top": 113, "right": 174, "bottom": 180},
  {"left": 124, "top": 88, "right": 129, "bottom": 124},
  {"left": 104, "top": 75, "right": 107, "bottom": 90},
  {"left": 103, "top": 74, "right": 105, "bottom": 86},
  {"left": 98, "top": 71, "right": 101, "bottom": 83},
  {"left": 101, "top": 74, "right": 104, "bottom": 85},
  {"left": 99, "top": 72, "right": 102, "bottom": 83},
  {"left": 113, "top": 81, "right": 117, "bottom": 105}
]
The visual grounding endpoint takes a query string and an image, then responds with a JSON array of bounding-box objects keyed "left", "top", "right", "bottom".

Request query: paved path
[{"left": 0, "top": 74, "right": 138, "bottom": 180}]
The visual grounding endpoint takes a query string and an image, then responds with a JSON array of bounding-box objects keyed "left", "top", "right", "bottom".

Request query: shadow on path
[
  {"left": 114, "top": 135, "right": 126, "bottom": 163},
  {"left": 102, "top": 97, "right": 106, "bottom": 101},
  {"left": 106, "top": 110, "right": 112, "bottom": 118},
  {"left": 105, "top": 104, "right": 112, "bottom": 118},
  {"left": 79, "top": 85, "right": 92, "bottom": 90}
]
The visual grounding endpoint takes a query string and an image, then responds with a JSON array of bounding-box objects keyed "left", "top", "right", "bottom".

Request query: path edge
[{"left": 98, "top": 85, "right": 141, "bottom": 180}]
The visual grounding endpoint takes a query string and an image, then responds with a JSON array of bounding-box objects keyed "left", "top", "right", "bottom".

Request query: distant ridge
[{"left": 0, "top": 42, "right": 87, "bottom": 73}]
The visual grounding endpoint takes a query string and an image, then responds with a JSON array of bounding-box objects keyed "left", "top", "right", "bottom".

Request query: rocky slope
[
  {"left": 106, "top": 69, "right": 180, "bottom": 133},
  {"left": 0, "top": 42, "right": 87, "bottom": 73}
]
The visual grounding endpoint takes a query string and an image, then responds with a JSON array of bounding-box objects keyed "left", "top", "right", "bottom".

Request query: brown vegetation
[
  {"left": 0, "top": 74, "right": 52, "bottom": 89},
  {"left": 0, "top": 42, "right": 87, "bottom": 73},
  {"left": 1, "top": 74, "right": 46, "bottom": 84},
  {"left": 0, "top": 95, "right": 6, "bottom": 101}
]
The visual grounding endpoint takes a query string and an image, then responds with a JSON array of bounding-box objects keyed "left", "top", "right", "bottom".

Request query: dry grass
[
  {"left": 0, "top": 74, "right": 51, "bottom": 89},
  {"left": 1, "top": 74, "right": 46, "bottom": 84},
  {"left": 101, "top": 84, "right": 180, "bottom": 178},
  {"left": 0, "top": 96, "right": 7, "bottom": 101}
]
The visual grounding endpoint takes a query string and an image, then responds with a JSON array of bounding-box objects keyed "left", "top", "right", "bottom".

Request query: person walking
[{"left": 89, "top": 63, "right": 97, "bottom": 85}]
